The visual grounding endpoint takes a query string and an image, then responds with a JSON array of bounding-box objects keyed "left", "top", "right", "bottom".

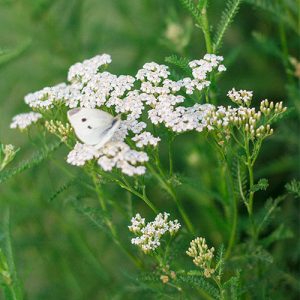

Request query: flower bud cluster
[
  {"left": 186, "top": 237, "right": 215, "bottom": 278},
  {"left": 45, "top": 120, "right": 73, "bottom": 142},
  {"left": 159, "top": 264, "right": 177, "bottom": 285},
  {"left": 129, "top": 212, "right": 181, "bottom": 253},
  {"left": 227, "top": 88, "right": 253, "bottom": 106},
  {"left": 206, "top": 92, "right": 287, "bottom": 140},
  {"left": 0, "top": 144, "right": 19, "bottom": 171},
  {"left": 260, "top": 99, "right": 287, "bottom": 116}
]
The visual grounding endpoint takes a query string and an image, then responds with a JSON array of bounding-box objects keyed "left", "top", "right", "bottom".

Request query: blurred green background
[{"left": 0, "top": 0, "right": 299, "bottom": 299}]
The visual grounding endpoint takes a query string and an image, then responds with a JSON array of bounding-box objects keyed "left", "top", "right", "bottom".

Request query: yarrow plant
[
  {"left": 2, "top": 0, "right": 297, "bottom": 298},
  {"left": 9, "top": 52, "right": 287, "bottom": 238},
  {"left": 10, "top": 53, "right": 227, "bottom": 179}
]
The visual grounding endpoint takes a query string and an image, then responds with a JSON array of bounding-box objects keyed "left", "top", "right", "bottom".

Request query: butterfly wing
[{"left": 67, "top": 108, "right": 120, "bottom": 147}]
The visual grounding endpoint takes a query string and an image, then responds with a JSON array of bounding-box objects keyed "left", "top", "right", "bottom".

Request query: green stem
[
  {"left": 213, "top": 276, "right": 225, "bottom": 300},
  {"left": 244, "top": 137, "right": 257, "bottom": 240},
  {"left": 211, "top": 135, "right": 238, "bottom": 259},
  {"left": 90, "top": 171, "right": 142, "bottom": 268},
  {"left": 200, "top": 6, "right": 213, "bottom": 53},
  {"left": 225, "top": 180, "right": 238, "bottom": 260},
  {"left": 3, "top": 207, "right": 23, "bottom": 300},
  {"left": 168, "top": 136, "right": 174, "bottom": 177},
  {"left": 119, "top": 177, "right": 158, "bottom": 214}
]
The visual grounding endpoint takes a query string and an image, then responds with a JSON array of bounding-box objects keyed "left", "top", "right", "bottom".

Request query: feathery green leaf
[
  {"left": 285, "top": 179, "right": 300, "bottom": 199},
  {"left": 0, "top": 141, "right": 61, "bottom": 184},
  {"left": 213, "top": 0, "right": 242, "bottom": 52}
]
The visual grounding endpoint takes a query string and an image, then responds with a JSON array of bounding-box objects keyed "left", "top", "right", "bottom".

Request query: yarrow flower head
[
  {"left": 66, "top": 142, "right": 100, "bottom": 167},
  {"left": 97, "top": 141, "right": 148, "bottom": 176},
  {"left": 24, "top": 83, "right": 68, "bottom": 110},
  {"left": 10, "top": 112, "right": 42, "bottom": 130},
  {"left": 11, "top": 53, "right": 228, "bottom": 176},
  {"left": 129, "top": 212, "right": 181, "bottom": 253},
  {"left": 68, "top": 54, "right": 112, "bottom": 83},
  {"left": 186, "top": 237, "right": 215, "bottom": 278},
  {"left": 67, "top": 141, "right": 148, "bottom": 176},
  {"left": 132, "top": 132, "right": 161, "bottom": 148}
]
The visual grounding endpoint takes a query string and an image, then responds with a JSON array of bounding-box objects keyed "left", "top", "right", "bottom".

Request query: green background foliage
[{"left": 0, "top": 0, "right": 299, "bottom": 299}]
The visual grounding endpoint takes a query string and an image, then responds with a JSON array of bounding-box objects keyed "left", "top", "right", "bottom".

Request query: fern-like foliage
[
  {"left": 49, "top": 178, "right": 77, "bottom": 202},
  {"left": 178, "top": 0, "right": 201, "bottom": 25},
  {"left": 223, "top": 271, "right": 241, "bottom": 300},
  {"left": 285, "top": 179, "right": 300, "bottom": 199},
  {"left": 215, "top": 244, "right": 225, "bottom": 277},
  {"left": 250, "top": 178, "right": 269, "bottom": 193},
  {"left": 256, "top": 196, "right": 285, "bottom": 234},
  {"left": 177, "top": 273, "right": 220, "bottom": 298},
  {"left": 165, "top": 55, "right": 192, "bottom": 76},
  {"left": 0, "top": 141, "right": 61, "bottom": 184},
  {"left": 231, "top": 158, "right": 247, "bottom": 203},
  {"left": 244, "top": 0, "right": 299, "bottom": 34},
  {"left": 70, "top": 198, "right": 107, "bottom": 233},
  {"left": 213, "top": 0, "right": 242, "bottom": 52}
]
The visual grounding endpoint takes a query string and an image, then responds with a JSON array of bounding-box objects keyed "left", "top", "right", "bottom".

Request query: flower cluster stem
[
  {"left": 244, "top": 137, "right": 258, "bottom": 240},
  {"left": 147, "top": 163, "right": 195, "bottom": 234},
  {"left": 90, "top": 171, "right": 142, "bottom": 268}
]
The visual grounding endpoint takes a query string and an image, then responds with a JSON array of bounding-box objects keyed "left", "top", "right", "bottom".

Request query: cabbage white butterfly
[{"left": 67, "top": 108, "right": 120, "bottom": 149}]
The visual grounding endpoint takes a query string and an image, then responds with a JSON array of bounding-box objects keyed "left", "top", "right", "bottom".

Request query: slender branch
[
  {"left": 118, "top": 177, "right": 158, "bottom": 213},
  {"left": 2, "top": 207, "right": 23, "bottom": 300},
  {"left": 168, "top": 135, "right": 174, "bottom": 177},
  {"left": 90, "top": 171, "right": 142, "bottom": 268},
  {"left": 147, "top": 162, "right": 195, "bottom": 233}
]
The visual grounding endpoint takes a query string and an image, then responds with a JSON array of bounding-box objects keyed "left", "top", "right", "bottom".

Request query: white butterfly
[{"left": 67, "top": 108, "right": 120, "bottom": 149}]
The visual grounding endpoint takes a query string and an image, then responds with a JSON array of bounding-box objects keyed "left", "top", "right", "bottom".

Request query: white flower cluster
[
  {"left": 24, "top": 83, "right": 68, "bottom": 109},
  {"left": 129, "top": 212, "right": 181, "bottom": 253},
  {"left": 136, "top": 62, "right": 170, "bottom": 83},
  {"left": 189, "top": 54, "right": 225, "bottom": 80},
  {"left": 68, "top": 54, "right": 112, "bottom": 83},
  {"left": 132, "top": 132, "right": 161, "bottom": 148},
  {"left": 67, "top": 141, "right": 148, "bottom": 176},
  {"left": 135, "top": 55, "right": 224, "bottom": 133},
  {"left": 11, "top": 53, "right": 227, "bottom": 175},
  {"left": 186, "top": 237, "right": 215, "bottom": 278},
  {"left": 19, "top": 53, "right": 224, "bottom": 138},
  {"left": 10, "top": 112, "right": 42, "bottom": 130},
  {"left": 66, "top": 142, "right": 99, "bottom": 166},
  {"left": 97, "top": 141, "right": 148, "bottom": 176}
]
